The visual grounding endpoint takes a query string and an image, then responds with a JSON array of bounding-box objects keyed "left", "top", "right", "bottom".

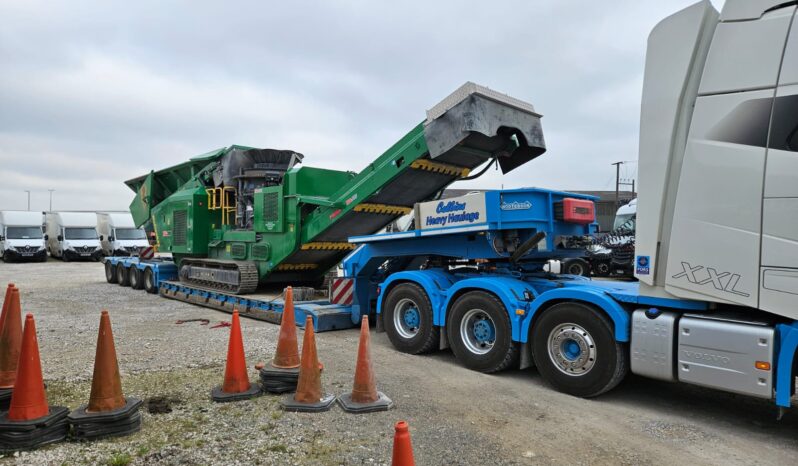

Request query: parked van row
[{"left": 0, "top": 211, "right": 148, "bottom": 263}]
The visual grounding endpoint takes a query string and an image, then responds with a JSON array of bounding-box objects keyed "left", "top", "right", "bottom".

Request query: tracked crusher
[{"left": 126, "top": 82, "right": 546, "bottom": 294}]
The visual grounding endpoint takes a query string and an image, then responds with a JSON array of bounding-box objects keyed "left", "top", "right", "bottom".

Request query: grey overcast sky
[{"left": 0, "top": 0, "right": 719, "bottom": 212}]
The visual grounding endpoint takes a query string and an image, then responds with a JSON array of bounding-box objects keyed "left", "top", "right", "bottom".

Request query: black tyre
[
  {"left": 592, "top": 260, "right": 611, "bottom": 277},
  {"left": 62, "top": 253, "right": 70, "bottom": 262},
  {"left": 562, "top": 258, "right": 590, "bottom": 276},
  {"left": 144, "top": 268, "right": 157, "bottom": 294},
  {"left": 447, "top": 291, "right": 519, "bottom": 373},
  {"left": 116, "top": 263, "right": 130, "bottom": 287},
  {"left": 105, "top": 261, "right": 118, "bottom": 284},
  {"left": 129, "top": 267, "right": 144, "bottom": 290},
  {"left": 382, "top": 283, "right": 439, "bottom": 354},
  {"left": 532, "top": 302, "right": 628, "bottom": 398}
]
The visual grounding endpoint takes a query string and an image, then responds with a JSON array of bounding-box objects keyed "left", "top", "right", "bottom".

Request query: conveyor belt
[{"left": 274, "top": 83, "right": 548, "bottom": 278}]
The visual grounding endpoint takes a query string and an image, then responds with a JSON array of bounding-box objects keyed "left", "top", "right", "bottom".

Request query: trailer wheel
[
  {"left": 116, "top": 263, "right": 130, "bottom": 287},
  {"left": 144, "top": 268, "right": 157, "bottom": 294},
  {"left": 383, "top": 283, "right": 439, "bottom": 354},
  {"left": 562, "top": 258, "right": 590, "bottom": 276},
  {"left": 592, "top": 260, "right": 611, "bottom": 277},
  {"left": 105, "top": 261, "right": 118, "bottom": 284},
  {"left": 532, "top": 302, "right": 628, "bottom": 398},
  {"left": 447, "top": 291, "right": 519, "bottom": 373},
  {"left": 129, "top": 267, "right": 144, "bottom": 290}
]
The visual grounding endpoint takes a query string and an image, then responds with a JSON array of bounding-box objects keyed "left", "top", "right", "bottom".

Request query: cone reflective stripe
[
  {"left": 352, "top": 316, "right": 378, "bottom": 403},
  {"left": 337, "top": 316, "right": 392, "bottom": 413},
  {"left": 272, "top": 287, "right": 300, "bottom": 369},
  {"left": 211, "top": 310, "right": 260, "bottom": 402},
  {"left": 222, "top": 311, "right": 251, "bottom": 393},
  {"left": 0, "top": 284, "right": 15, "bottom": 335},
  {"left": 0, "top": 288, "right": 23, "bottom": 389},
  {"left": 280, "top": 316, "right": 334, "bottom": 412},
  {"left": 392, "top": 421, "right": 416, "bottom": 466},
  {"left": 87, "top": 311, "right": 125, "bottom": 412},
  {"left": 8, "top": 314, "right": 48, "bottom": 421}
]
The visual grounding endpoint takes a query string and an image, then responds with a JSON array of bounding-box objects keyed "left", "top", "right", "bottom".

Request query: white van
[
  {"left": 45, "top": 212, "right": 103, "bottom": 261},
  {"left": 96, "top": 212, "right": 148, "bottom": 256},
  {"left": 0, "top": 211, "right": 46, "bottom": 262}
]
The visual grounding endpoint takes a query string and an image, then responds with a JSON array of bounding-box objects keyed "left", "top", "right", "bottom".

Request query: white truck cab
[
  {"left": 0, "top": 211, "right": 47, "bottom": 262},
  {"left": 613, "top": 198, "right": 636, "bottom": 231},
  {"left": 96, "top": 212, "right": 148, "bottom": 256},
  {"left": 636, "top": 0, "right": 798, "bottom": 318},
  {"left": 45, "top": 212, "right": 103, "bottom": 261}
]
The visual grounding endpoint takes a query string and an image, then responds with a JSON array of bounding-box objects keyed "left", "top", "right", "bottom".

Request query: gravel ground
[{"left": 1, "top": 260, "right": 798, "bottom": 465}]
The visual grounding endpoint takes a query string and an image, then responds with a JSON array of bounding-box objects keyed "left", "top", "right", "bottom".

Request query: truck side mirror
[
  {"left": 57, "top": 235, "right": 63, "bottom": 241},
  {"left": 44, "top": 234, "right": 49, "bottom": 241},
  {"left": 99, "top": 235, "right": 104, "bottom": 241},
  {"left": 0, "top": 235, "right": 4, "bottom": 242},
  {"left": 109, "top": 236, "right": 114, "bottom": 242}
]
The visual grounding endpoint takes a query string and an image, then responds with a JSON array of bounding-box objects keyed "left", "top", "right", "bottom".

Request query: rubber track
[{"left": 179, "top": 259, "right": 259, "bottom": 295}]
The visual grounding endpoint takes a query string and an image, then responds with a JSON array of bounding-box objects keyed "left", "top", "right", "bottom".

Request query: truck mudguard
[
  {"left": 376, "top": 270, "right": 455, "bottom": 323},
  {"left": 520, "top": 287, "right": 631, "bottom": 342}
]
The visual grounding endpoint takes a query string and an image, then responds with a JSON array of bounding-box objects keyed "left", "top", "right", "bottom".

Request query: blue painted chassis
[
  {"left": 342, "top": 187, "right": 798, "bottom": 409},
  {"left": 103, "top": 256, "right": 352, "bottom": 332}
]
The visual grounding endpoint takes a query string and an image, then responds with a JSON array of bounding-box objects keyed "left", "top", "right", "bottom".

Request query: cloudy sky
[{"left": 0, "top": 0, "right": 718, "bottom": 212}]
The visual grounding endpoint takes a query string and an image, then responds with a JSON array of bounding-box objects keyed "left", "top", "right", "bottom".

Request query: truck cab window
[
  {"left": 64, "top": 228, "right": 98, "bottom": 240},
  {"left": 6, "top": 227, "right": 43, "bottom": 239},
  {"left": 114, "top": 228, "right": 147, "bottom": 240}
]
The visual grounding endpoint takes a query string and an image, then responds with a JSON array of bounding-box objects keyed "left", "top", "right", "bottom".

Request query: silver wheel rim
[
  {"left": 459, "top": 308, "right": 496, "bottom": 355},
  {"left": 393, "top": 298, "right": 421, "bottom": 339},
  {"left": 547, "top": 323, "right": 596, "bottom": 376}
]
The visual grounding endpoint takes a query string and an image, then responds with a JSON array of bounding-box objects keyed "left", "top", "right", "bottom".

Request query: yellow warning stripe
[
  {"left": 300, "top": 242, "right": 357, "bottom": 251},
  {"left": 275, "top": 263, "right": 319, "bottom": 271},
  {"left": 353, "top": 203, "right": 412, "bottom": 216},
  {"left": 410, "top": 159, "right": 471, "bottom": 177}
]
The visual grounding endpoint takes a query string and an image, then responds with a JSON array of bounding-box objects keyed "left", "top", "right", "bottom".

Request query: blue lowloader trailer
[{"left": 105, "top": 188, "right": 798, "bottom": 413}]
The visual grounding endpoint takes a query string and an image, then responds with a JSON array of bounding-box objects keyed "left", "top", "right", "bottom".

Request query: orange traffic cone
[
  {"left": 391, "top": 421, "right": 416, "bottom": 466},
  {"left": 280, "top": 316, "right": 334, "bottom": 412},
  {"left": 260, "top": 287, "right": 302, "bottom": 393},
  {"left": 68, "top": 311, "right": 143, "bottom": 440},
  {"left": 0, "top": 287, "right": 23, "bottom": 389},
  {"left": 0, "top": 314, "right": 69, "bottom": 451},
  {"left": 272, "top": 287, "right": 300, "bottom": 368},
  {"left": 0, "top": 283, "right": 15, "bottom": 335},
  {"left": 212, "top": 311, "right": 261, "bottom": 402},
  {"left": 338, "top": 316, "right": 393, "bottom": 413},
  {"left": 0, "top": 284, "right": 18, "bottom": 408}
]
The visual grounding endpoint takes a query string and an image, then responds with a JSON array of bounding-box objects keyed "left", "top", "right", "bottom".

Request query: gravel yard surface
[{"left": 0, "top": 260, "right": 797, "bottom": 465}]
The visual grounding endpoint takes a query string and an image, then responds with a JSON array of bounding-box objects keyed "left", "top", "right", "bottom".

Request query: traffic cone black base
[
  {"left": 280, "top": 393, "right": 335, "bottom": 413},
  {"left": 0, "top": 388, "right": 12, "bottom": 411},
  {"left": 211, "top": 383, "right": 261, "bottom": 402},
  {"left": 337, "top": 392, "right": 393, "bottom": 414},
  {"left": 259, "top": 363, "right": 299, "bottom": 394},
  {"left": 68, "top": 397, "right": 143, "bottom": 440},
  {"left": 0, "top": 406, "right": 69, "bottom": 452}
]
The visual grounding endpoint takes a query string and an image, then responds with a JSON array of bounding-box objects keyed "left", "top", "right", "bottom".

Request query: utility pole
[
  {"left": 24, "top": 190, "right": 30, "bottom": 211},
  {"left": 612, "top": 162, "right": 622, "bottom": 211},
  {"left": 612, "top": 161, "right": 636, "bottom": 210},
  {"left": 48, "top": 189, "right": 55, "bottom": 211}
]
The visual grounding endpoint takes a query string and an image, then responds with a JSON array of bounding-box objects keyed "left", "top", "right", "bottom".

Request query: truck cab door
[
  {"left": 665, "top": 4, "right": 796, "bottom": 307},
  {"left": 760, "top": 8, "right": 798, "bottom": 316}
]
